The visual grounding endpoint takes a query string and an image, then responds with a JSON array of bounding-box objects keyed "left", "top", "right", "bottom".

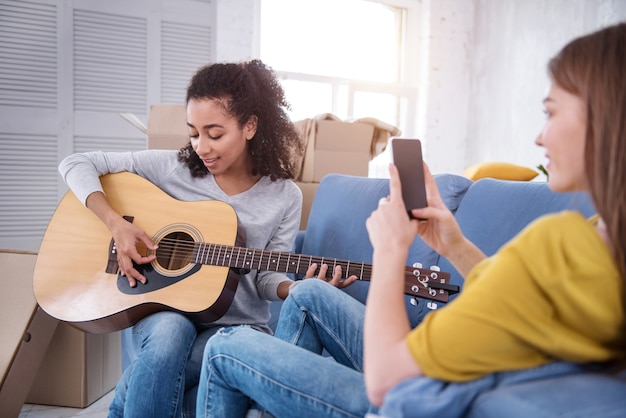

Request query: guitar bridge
[{"left": 106, "top": 240, "right": 119, "bottom": 274}]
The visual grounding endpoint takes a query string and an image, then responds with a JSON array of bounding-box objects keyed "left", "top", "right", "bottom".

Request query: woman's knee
[
  {"left": 204, "top": 326, "right": 260, "bottom": 359},
  {"left": 290, "top": 279, "right": 333, "bottom": 301},
  {"left": 133, "top": 311, "right": 196, "bottom": 354},
  {"left": 287, "top": 279, "right": 345, "bottom": 312}
]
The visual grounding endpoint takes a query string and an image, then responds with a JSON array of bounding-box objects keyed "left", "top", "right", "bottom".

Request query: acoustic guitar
[{"left": 34, "top": 172, "right": 457, "bottom": 333}]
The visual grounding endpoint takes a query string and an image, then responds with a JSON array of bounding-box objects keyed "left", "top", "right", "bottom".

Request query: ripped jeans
[{"left": 196, "top": 280, "right": 375, "bottom": 418}]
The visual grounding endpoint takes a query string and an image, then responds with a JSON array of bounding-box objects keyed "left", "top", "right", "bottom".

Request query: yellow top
[{"left": 408, "top": 212, "right": 626, "bottom": 381}]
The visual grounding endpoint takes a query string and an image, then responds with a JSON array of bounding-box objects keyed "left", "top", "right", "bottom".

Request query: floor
[{"left": 18, "top": 390, "right": 113, "bottom": 418}]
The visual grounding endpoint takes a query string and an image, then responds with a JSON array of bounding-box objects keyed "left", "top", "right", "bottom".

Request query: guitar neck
[
  {"left": 181, "top": 239, "right": 454, "bottom": 303},
  {"left": 194, "top": 242, "right": 372, "bottom": 281}
]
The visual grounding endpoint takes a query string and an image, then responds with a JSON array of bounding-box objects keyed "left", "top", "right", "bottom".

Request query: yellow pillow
[{"left": 464, "top": 162, "right": 538, "bottom": 181}]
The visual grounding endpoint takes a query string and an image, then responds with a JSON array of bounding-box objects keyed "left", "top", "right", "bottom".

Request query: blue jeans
[
  {"left": 108, "top": 311, "right": 223, "bottom": 418},
  {"left": 380, "top": 361, "right": 603, "bottom": 418},
  {"left": 196, "top": 280, "right": 375, "bottom": 418}
]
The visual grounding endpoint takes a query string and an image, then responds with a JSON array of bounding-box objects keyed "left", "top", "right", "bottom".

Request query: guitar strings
[
  {"left": 143, "top": 238, "right": 445, "bottom": 299},
  {"left": 145, "top": 237, "right": 376, "bottom": 278},
  {"left": 151, "top": 236, "right": 425, "bottom": 278}
]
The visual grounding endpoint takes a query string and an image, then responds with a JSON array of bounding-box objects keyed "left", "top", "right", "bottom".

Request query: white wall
[
  {"left": 416, "top": 0, "right": 474, "bottom": 175},
  {"left": 420, "top": 0, "right": 626, "bottom": 175},
  {"left": 214, "top": 0, "right": 260, "bottom": 62}
]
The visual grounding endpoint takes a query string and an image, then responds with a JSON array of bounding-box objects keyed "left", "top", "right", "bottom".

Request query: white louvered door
[
  {"left": 0, "top": 0, "right": 214, "bottom": 251},
  {"left": 0, "top": 0, "right": 59, "bottom": 251},
  {"left": 161, "top": 20, "right": 213, "bottom": 103}
]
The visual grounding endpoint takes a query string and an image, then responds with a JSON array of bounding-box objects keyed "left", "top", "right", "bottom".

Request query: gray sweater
[{"left": 58, "top": 150, "right": 302, "bottom": 333}]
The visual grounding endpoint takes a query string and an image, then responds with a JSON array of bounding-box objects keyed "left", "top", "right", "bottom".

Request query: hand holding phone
[{"left": 390, "top": 138, "right": 427, "bottom": 218}]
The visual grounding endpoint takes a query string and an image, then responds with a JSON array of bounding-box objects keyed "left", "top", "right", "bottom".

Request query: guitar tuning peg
[
  {"left": 412, "top": 262, "right": 423, "bottom": 269},
  {"left": 429, "top": 265, "right": 440, "bottom": 280},
  {"left": 427, "top": 301, "right": 438, "bottom": 310},
  {"left": 409, "top": 298, "right": 419, "bottom": 306}
]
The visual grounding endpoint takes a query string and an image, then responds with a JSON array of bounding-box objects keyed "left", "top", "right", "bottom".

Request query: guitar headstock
[{"left": 403, "top": 263, "right": 458, "bottom": 304}]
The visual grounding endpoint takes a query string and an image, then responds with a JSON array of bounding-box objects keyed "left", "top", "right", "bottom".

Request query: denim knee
[
  {"left": 133, "top": 311, "right": 196, "bottom": 358},
  {"left": 205, "top": 325, "right": 255, "bottom": 359},
  {"left": 288, "top": 279, "right": 335, "bottom": 307}
]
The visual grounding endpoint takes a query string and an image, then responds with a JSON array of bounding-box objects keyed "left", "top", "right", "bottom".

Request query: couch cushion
[
  {"left": 437, "top": 178, "right": 596, "bottom": 297},
  {"left": 299, "top": 173, "right": 472, "bottom": 326},
  {"left": 465, "top": 162, "right": 539, "bottom": 181}
]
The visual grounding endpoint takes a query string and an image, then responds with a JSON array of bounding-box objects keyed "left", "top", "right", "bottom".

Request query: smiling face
[
  {"left": 186, "top": 98, "right": 257, "bottom": 179},
  {"left": 535, "top": 82, "right": 588, "bottom": 193}
]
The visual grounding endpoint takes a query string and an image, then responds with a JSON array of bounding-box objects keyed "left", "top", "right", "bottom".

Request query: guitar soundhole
[{"left": 155, "top": 231, "right": 195, "bottom": 271}]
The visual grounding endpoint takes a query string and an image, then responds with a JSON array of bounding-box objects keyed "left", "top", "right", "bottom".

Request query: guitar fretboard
[{"left": 193, "top": 242, "right": 371, "bottom": 280}]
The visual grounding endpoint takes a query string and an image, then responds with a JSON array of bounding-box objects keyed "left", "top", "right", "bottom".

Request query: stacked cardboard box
[
  {"left": 294, "top": 113, "right": 402, "bottom": 229},
  {"left": 120, "top": 104, "right": 188, "bottom": 150},
  {"left": 26, "top": 325, "right": 121, "bottom": 408},
  {"left": 0, "top": 250, "right": 57, "bottom": 417},
  {"left": 0, "top": 248, "right": 122, "bottom": 410},
  {"left": 293, "top": 117, "right": 380, "bottom": 229}
]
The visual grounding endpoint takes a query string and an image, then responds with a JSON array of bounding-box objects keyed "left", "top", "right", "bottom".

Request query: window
[{"left": 260, "top": 0, "right": 418, "bottom": 137}]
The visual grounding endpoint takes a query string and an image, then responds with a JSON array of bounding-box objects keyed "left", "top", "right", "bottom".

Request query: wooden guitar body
[{"left": 34, "top": 172, "right": 239, "bottom": 333}]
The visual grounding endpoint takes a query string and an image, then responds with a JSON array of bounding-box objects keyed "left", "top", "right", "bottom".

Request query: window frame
[{"left": 258, "top": 0, "right": 421, "bottom": 136}]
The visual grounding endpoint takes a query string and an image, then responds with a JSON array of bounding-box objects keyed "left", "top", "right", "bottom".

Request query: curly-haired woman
[{"left": 59, "top": 60, "right": 353, "bottom": 418}]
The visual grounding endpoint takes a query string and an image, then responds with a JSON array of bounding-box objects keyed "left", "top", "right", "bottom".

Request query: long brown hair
[{"left": 548, "top": 22, "right": 626, "bottom": 277}]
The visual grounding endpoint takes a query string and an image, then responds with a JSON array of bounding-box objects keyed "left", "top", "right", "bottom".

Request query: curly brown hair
[
  {"left": 177, "top": 60, "right": 305, "bottom": 181},
  {"left": 548, "top": 22, "right": 626, "bottom": 278}
]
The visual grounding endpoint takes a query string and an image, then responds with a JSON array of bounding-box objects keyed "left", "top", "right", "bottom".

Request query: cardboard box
[
  {"left": 293, "top": 117, "right": 391, "bottom": 230},
  {"left": 120, "top": 104, "right": 188, "bottom": 150},
  {"left": 0, "top": 250, "right": 121, "bottom": 410},
  {"left": 147, "top": 104, "right": 188, "bottom": 150},
  {"left": 299, "top": 120, "right": 376, "bottom": 183},
  {"left": 26, "top": 325, "right": 121, "bottom": 408},
  {"left": 295, "top": 181, "right": 320, "bottom": 230},
  {"left": 0, "top": 250, "right": 58, "bottom": 418}
]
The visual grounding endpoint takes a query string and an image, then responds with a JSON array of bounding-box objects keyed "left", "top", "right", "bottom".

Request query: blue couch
[{"left": 123, "top": 172, "right": 626, "bottom": 417}]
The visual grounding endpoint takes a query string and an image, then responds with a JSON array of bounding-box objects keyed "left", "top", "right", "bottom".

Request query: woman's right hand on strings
[
  {"left": 109, "top": 216, "right": 158, "bottom": 287},
  {"left": 86, "top": 190, "right": 157, "bottom": 287}
]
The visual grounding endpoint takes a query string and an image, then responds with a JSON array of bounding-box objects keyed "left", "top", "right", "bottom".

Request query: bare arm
[{"left": 364, "top": 164, "right": 424, "bottom": 405}]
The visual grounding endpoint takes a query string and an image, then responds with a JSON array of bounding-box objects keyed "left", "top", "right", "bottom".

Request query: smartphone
[{"left": 390, "top": 138, "right": 427, "bottom": 217}]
